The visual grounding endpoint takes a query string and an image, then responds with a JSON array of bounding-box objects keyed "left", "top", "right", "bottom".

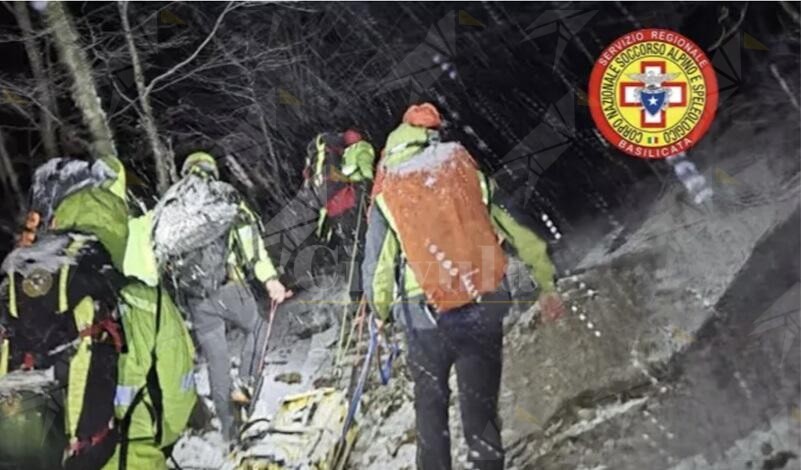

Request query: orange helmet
[{"left": 402, "top": 103, "right": 442, "bottom": 129}]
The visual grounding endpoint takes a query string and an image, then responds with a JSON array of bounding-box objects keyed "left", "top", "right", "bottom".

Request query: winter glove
[
  {"left": 265, "top": 279, "right": 293, "bottom": 304},
  {"left": 538, "top": 291, "right": 566, "bottom": 322}
]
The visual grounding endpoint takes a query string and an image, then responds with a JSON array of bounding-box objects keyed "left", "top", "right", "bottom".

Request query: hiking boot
[{"left": 230, "top": 379, "right": 253, "bottom": 406}]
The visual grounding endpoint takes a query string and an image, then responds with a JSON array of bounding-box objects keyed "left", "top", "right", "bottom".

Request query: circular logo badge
[
  {"left": 22, "top": 268, "right": 53, "bottom": 298},
  {"left": 588, "top": 29, "right": 718, "bottom": 159}
]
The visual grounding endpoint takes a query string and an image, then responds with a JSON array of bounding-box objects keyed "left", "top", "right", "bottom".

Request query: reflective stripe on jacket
[{"left": 227, "top": 202, "right": 278, "bottom": 283}]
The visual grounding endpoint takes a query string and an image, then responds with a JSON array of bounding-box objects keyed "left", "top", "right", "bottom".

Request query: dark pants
[
  {"left": 188, "top": 282, "right": 264, "bottom": 442},
  {"left": 399, "top": 289, "right": 508, "bottom": 470}
]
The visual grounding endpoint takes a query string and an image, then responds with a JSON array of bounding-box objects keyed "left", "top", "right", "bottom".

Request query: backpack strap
[
  {"left": 0, "top": 331, "right": 8, "bottom": 378},
  {"left": 313, "top": 134, "right": 327, "bottom": 186},
  {"left": 478, "top": 170, "right": 492, "bottom": 208},
  {"left": 229, "top": 212, "right": 258, "bottom": 278},
  {"left": 118, "top": 286, "right": 163, "bottom": 469},
  {"left": 117, "top": 388, "right": 146, "bottom": 469},
  {"left": 147, "top": 286, "right": 165, "bottom": 444},
  {"left": 7, "top": 275, "right": 17, "bottom": 318},
  {"left": 59, "top": 237, "right": 86, "bottom": 313}
]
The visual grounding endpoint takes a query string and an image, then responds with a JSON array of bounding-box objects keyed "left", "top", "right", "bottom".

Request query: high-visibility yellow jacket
[
  {"left": 1, "top": 172, "right": 195, "bottom": 469},
  {"left": 227, "top": 202, "right": 279, "bottom": 284}
]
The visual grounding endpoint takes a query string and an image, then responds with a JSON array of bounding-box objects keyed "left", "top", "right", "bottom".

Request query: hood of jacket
[{"left": 51, "top": 187, "right": 129, "bottom": 270}]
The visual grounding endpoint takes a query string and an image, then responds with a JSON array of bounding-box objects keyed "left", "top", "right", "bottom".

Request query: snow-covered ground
[{"left": 170, "top": 283, "right": 351, "bottom": 469}]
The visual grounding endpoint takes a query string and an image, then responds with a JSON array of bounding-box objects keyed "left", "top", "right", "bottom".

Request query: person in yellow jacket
[
  {"left": 362, "top": 104, "right": 566, "bottom": 470},
  {"left": 300, "top": 130, "right": 376, "bottom": 321},
  {"left": 156, "top": 151, "right": 291, "bottom": 443},
  {"left": 302, "top": 129, "right": 375, "bottom": 243},
  {"left": 0, "top": 156, "right": 195, "bottom": 470}
]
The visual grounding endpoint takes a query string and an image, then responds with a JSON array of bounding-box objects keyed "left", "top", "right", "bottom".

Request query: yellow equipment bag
[{"left": 235, "top": 388, "right": 357, "bottom": 470}]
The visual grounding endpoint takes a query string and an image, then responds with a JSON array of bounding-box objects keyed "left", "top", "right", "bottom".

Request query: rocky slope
[
  {"left": 349, "top": 107, "right": 800, "bottom": 469},
  {"left": 171, "top": 133, "right": 799, "bottom": 470}
]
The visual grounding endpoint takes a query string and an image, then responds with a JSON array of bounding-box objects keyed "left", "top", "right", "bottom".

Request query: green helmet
[{"left": 181, "top": 151, "right": 219, "bottom": 179}]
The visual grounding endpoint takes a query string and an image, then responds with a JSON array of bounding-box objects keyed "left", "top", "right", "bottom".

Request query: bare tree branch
[
  {"left": 118, "top": 0, "right": 175, "bottom": 193},
  {"left": 0, "top": 127, "right": 24, "bottom": 210},
  {"left": 12, "top": 1, "right": 58, "bottom": 158},
  {"left": 0, "top": 77, "right": 64, "bottom": 126},
  {"left": 144, "top": 1, "right": 237, "bottom": 97}
]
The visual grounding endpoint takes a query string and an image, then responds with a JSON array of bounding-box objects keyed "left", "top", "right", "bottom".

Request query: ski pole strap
[{"left": 250, "top": 299, "right": 279, "bottom": 408}]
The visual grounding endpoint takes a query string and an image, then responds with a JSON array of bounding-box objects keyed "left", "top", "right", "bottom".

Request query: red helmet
[{"left": 343, "top": 129, "right": 363, "bottom": 146}]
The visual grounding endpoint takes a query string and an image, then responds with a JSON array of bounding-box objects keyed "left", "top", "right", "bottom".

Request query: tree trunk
[
  {"left": 44, "top": 1, "right": 116, "bottom": 159},
  {"left": 0, "top": 128, "right": 24, "bottom": 209},
  {"left": 14, "top": 2, "right": 58, "bottom": 159},
  {"left": 118, "top": 1, "right": 175, "bottom": 194}
]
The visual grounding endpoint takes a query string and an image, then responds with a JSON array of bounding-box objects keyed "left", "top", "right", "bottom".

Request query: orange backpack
[{"left": 379, "top": 142, "right": 507, "bottom": 313}]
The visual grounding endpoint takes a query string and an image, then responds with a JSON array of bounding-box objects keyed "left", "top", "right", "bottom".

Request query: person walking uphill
[
  {"left": 299, "top": 129, "right": 375, "bottom": 297},
  {"left": 362, "top": 103, "right": 566, "bottom": 470},
  {"left": 0, "top": 156, "right": 196, "bottom": 470},
  {"left": 302, "top": 129, "right": 376, "bottom": 246},
  {"left": 152, "top": 151, "right": 291, "bottom": 443}
]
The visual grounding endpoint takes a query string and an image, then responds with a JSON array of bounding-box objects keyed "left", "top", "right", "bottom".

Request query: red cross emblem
[{"left": 619, "top": 61, "right": 687, "bottom": 129}]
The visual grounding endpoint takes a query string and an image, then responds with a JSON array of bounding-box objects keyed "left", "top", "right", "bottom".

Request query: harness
[
  {"left": 68, "top": 422, "right": 115, "bottom": 457},
  {"left": 8, "top": 239, "right": 123, "bottom": 369},
  {"left": 3, "top": 237, "right": 168, "bottom": 466}
]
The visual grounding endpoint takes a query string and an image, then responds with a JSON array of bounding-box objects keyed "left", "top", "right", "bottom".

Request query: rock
[
  {"left": 313, "top": 376, "right": 336, "bottom": 388},
  {"left": 274, "top": 372, "right": 303, "bottom": 384}
]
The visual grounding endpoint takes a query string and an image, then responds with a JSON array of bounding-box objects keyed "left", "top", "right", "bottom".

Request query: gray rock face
[{"left": 500, "top": 163, "right": 800, "bottom": 467}]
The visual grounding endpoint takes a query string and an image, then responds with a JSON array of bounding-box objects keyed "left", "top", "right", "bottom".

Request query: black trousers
[{"left": 399, "top": 290, "right": 508, "bottom": 470}]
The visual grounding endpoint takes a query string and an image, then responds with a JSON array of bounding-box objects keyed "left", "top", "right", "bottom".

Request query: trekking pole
[
  {"left": 249, "top": 299, "right": 279, "bottom": 415},
  {"left": 336, "top": 296, "right": 366, "bottom": 373},
  {"left": 334, "top": 192, "right": 366, "bottom": 369},
  {"left": 332, "top": 311, "right": 379, "bottom": 469},
  {"left": 335, "top": 299, "right": 368, "bottom": 391},
  {"left": 256, "top": 299, "right": 279, "bottom": 377},
  {"left": 353, "top": 299, "right": 368, "bottom": 352}
]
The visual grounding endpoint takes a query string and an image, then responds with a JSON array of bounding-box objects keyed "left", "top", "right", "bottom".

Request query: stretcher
[{"left": 234, "top": 388, "right": 357, "bottom": 470}]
